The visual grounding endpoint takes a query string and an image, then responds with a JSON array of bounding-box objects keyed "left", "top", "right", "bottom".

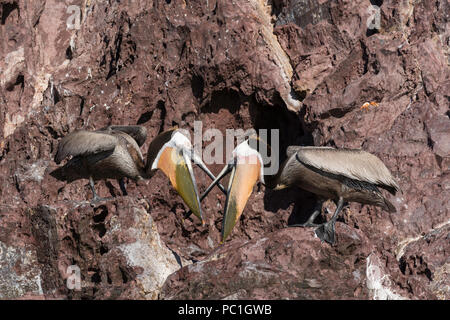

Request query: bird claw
[
  {"left": 315, "top": 221, "right": 336, "bottom": 245},
  {"left": 360, "top": 101, "right": 379, "bottom": 111}
]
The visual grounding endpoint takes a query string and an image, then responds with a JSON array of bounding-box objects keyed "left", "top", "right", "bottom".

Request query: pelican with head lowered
[
  {"left": 201, "top": 135, "right": 400, "bottom": 244},
  {"left": 51, "top": 125, "right": 225, "bottom": 224}
]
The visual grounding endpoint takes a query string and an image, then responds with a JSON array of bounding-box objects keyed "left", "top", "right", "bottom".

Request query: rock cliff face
[{"left": 0, "top": 0, "right": 448, "bottom": 299}]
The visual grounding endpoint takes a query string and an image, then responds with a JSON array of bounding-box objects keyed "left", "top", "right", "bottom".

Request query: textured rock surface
[
  {"left": 0, "top": 241, "right": 44, "bottom": 299},
  {"left": 0, "top": 0, "right": 449, "bottom": 299},
  {"left": 0, "top": 198, "right": 182, "bottom": 299},
  {"left": 161, "top": 225, "right": 409, "bottom": 300}
]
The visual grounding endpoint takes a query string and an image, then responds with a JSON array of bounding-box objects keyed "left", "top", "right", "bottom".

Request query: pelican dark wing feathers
[
  {"left": 54, "top": 130, "right": 117, "bottom": 164},
  {"left": 294, "top": 147, "right": 400, "bottom": 195},
  {"left": 98, "top": 125, "right": 147, "bottom": 147},
  {"left": 286, "top": 145, "right": 334, "bottom": 158}
]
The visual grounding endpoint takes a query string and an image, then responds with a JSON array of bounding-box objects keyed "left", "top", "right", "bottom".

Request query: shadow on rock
[{"left": 262, "top": 186, "right": 322, "bottom": 225}]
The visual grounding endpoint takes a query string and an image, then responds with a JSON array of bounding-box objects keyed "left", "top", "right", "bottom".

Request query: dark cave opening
[{"left": 1, "top": 1, "right": 19, "bottom": 25}]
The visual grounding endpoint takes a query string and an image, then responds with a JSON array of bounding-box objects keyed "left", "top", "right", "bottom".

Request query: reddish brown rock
[
  {"left": 1, "top": 197, "right": 181, "bottom": 299},
  {"left": 0, "top": 0, "right": 448, "bottom": 299},
  {"left": 397, "top": 223, "right": 450, "bottom": 300},
  {"left": 161, "top": 224, "right": 411, "bottom": 300}
]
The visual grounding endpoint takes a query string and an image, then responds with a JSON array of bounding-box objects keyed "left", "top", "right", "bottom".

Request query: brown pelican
[
  {"left": 201, "top": 135, "right": 400, "bottom": 244},
  {"left": 51, "top": 125, "right": 225, "bottom": 224}
]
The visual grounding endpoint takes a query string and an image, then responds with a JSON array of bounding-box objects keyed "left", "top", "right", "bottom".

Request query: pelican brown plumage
[
  {"left": 201, "top": 135, "right": 400, "bottom": 244},
  {"left": 51, "top": 125, "right": 225, "bottom": 224}
]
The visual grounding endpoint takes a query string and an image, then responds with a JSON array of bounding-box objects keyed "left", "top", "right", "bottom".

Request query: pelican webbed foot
[
  {"left": 315, "top": 220, "right": 336, "bottom": 245},
  {"left": 314, "top": 197, "right": 344, "bottom": 245},
  {"left": 89, "top": 176, "right": 113, "bottom": 203}
]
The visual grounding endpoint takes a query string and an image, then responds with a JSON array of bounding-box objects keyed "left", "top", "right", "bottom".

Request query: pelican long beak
[
  {"left": 156, "top": 146, "right": 204, "bottom": 225},
  {"left": 221, "top": 154, "right": 262, "bottom": 243},
  {"left": 201, "top": 153, "right": 262, "bottom": 243},
  {"left": 188, "top": 150, "right": 227, "bottom": 197}
]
